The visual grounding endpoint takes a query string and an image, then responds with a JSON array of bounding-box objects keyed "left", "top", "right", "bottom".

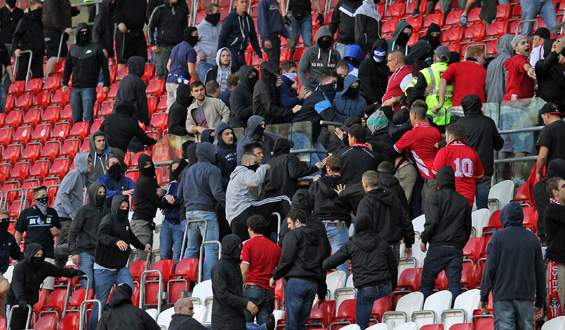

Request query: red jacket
[{"left": 382, "top": 65, "right": 411, "bottom": 111}]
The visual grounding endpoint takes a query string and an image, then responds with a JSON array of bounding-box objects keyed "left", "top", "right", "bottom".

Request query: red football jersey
[
  {"left": 394, "top": 121, "right": 442, "bottom": 179},
  {"left": 241, "top": 235, "right": 281, "bottom": 291},
  {"left": 432, "top": 139, "right": 485, "bottom": 206}
]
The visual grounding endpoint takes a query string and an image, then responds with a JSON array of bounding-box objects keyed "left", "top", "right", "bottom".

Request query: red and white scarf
[{"left": 548, "top": 198, "right": 564, "bottom": 319}]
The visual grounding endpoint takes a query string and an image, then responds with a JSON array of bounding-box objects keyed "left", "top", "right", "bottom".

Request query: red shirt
[
  {"left": 432, "top": 139, "right": 485, "bottom": 206},
  {"left": 382, "top": 65, "right": 412, "bottom": 111},
  {"left": 441, "top": 61, "right": 487, "bottom": 106},
  {"left": 394, "top": 121, "right": 442, "bottom": 179},
  {"left": 241, "top": 235, "right": 281, "bottom": 291},
  {"left": 503, "top": 55, "right": 534, "bottom": 101}
]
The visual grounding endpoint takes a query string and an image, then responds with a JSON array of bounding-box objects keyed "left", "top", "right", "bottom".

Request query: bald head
[{"left": 174, "top": 298, "right": 194, "bottom": 316}]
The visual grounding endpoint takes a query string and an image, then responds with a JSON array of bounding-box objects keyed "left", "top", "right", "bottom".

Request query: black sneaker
[
  {"left": 266, "top": 314, "right": 276, "bottom": 330},
  {"left": 411, "top": 8, "right": 420, "bottom": 17}
]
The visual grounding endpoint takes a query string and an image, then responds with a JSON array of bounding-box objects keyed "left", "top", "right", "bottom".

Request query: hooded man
[
  {"left": 62, "top": 23, "right": 110, "bottom": 127},
  {"left": 97, "top": 156, "right": 135, "bottom": 209},
  {"left": 479, "top": 202, "right": 545, "bottom": 327},
  {"left": 359, "top": 39, "right": 389, "bottom": 104},
  {"left": 90, "top": 196, "right": 151, "bottom": 330},
  {"left": 367, "top": 108, "right": 396, "bottom": 163},
  {"left": 97, "top": 283, "right": 160, "bottom": 330},
  {"left": 168, "top": 83, "right": 192, "bottom": 137},
  {"left": 216, "top": 122, "right": 238, "bottom": 189},
  {"left": 322, "top": 214, "right": 397, "bottom": 330},
  {"left": 114, "top": 56, "right": 151, "bottom": 129},
  {"left": 68, "top": 182, "right": 110, "bottom": 289},
  {"left": 354, "top": 0, "right": 381, "bottom": 56},
  {"left": 53, "top": 152, "right": 92, "bottom": 266},
  {"left": 253, "top": 61, "right": 301, "bottom": 125},
  {"left": 420, "top": 23, "right": 441, "bottom": 60},
  {"left": 257, "top": 0, "right": 291, "bottom": 67},
  {"left": 7, "top": 243, "right": 83, "bottom": 330},
  {"left": 165, "top": 26, "right": 200, "bottom": 108},
  {"left": 12, "top": 0, "right": 44, "bottom": 81},
  {"left": 205, "top": 47, "right": 235, "bottom": 92},
  {"left": 0, "top": 209, "right": 24, "bottom": 318},
  {"left": 298, "top": 27, "right": 342, "bottom": 92},
  {"left": 178, "top": 142, "right": 225, "bottom": 280},
  {"left": 485, "top": 34, "right": 513, "bottom": 103},
  {"left": 328, "top": 0, "right": 364, "bottom": 56},
  {"left": 377, "top": 161, "right": 409, "bottom": 213},
  {"left": 533, "top": 159, "right": 565, "bottom": 241},
  {"left": 420, "top": 166, "right": 472, "bottom": 300},
  {"left": 386, "top": 21, "right": 413, "bottom": 56},
  {"left": 535, "top": 39, "right": 565, "bottom": 108},
  {"left": 230, "top": 65, "right": 259, "bottom": 128},
  {"left": 334, "top": 74, "right": 367, "bottom": 122},
  {"left": 87, "top": 130, "right": 113, "bottom": 188},
  {"left": 161, "top": 159, "right": 188, "bottom": 264},
  {"left": 236, "top": 115, "right": 278, "bottom": 164},
  {"left": 100, "top": 102, "right": 158, "bottom": 153},
  {"left": 343, "top": 44, "right": 364, "bottom": 76},
  {"left": 132, "top": 154, "right": 166, "bottom": 262}
]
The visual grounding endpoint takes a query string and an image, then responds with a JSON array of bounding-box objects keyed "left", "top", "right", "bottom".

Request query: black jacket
[
  {"left": 359, "top": 39, "right": 389, "bottom": 104},
  {"left": 217, "top": 9, "right": 261, "bottom": 56},
  {"left": 357, "top": 187, "right": 414, "bottom": 247},
  {"left": 146, "top": 0, "right": 188, "bottom": 22},
  {"left": 337, "top": 145, "right": 382, "bottom": 184},
  {"left": 93, "top": 0, "right": 115, "bottom": 58},
  {"left": 293, "top": 87, "right": 338, "bottom": 142},
  {"left": 114, "top": 56, "right": 150, "bottom": 126},
  {"left": 42, "top": 0, "right": 79, "bottom": 33},
  {"left": 457, "top": 95, "right": 504, "bottom": 177},
  {"left": 368, "top": 129, "right": 396, "bottom": 164},
  {"left": 545, "top": 201, "right": 565, "bottom": 263},
  {"left": 480, "top": 202, "right": 546, "bottom": 308},
  {"left": 7, "top": 243, "right": 81, "bottom": 306},
  {"left": 63, "top": 23, "right": 110, "bottom": 88},
  {"left": 147, "top": 0, "right": 188, "bottom": 47},
  {"left": 168, "top": 83, "right": 191, "bottom": 136},
  {"left": 95, "top": 196, "right": 145, "bottom": 269},
  {"left": 113, "top": 0, "right": 147, "bottom": 30},
  {"left": 133, "top": 154, "right": 162, "bottom": 221},
  {"left": 535, "top": 42, "right": 565, "bottom": 107},
  {"left": 216, "top": 121, "right": 238, "bottom": 189},
  {"left": 309, "top": 175, "right": 353, "bottom": 225},
  {"left": 532, "top": 159, "right": 565, "bottom": 236},
  {"left": 273, "top": 225, "right": 331, "bottom": 298},
  {"left": 168, "top": 314, "right": 208, "bottom": 330},
  {"left": 12, "top": 10, "right": 44, "bottom": 55},
  {"left": 97, "top": 284, "right": 160, "bottom": 330},
  {"left": 211, "top": 235, "right": 248, "bottom": 330},
  {"left": 68, "top": 182, "right": 111, "bottom": 256},
  {"left": 265, "top": 138, "right": 318, "bottom": 199},
  {"left": 0, "top": 6, "right": 24, "bottom": 45},
  {"left": 328, "top": 0, "right": 363, "bottom": 45},
  {"left": 323, "top": 216, "right": 397, "bottom": 289},
  {"left": 253, "top": 61, "right": 293, "bottom": 124},
  {"left": 421, "top": 166, "right": 472, "bottom": 250},
  {"left": 230, "top": 65, "right": 258, "bottom": 128},
  {"left": 378, "top": 172, "right": 409, "bottom": 214},
  {"left": 100, "top": 103, "right": 157, "bottom": 153},
  {"left": 0, "top": 232, "right": 24, "bottom": 273},
  {"left": 326, "top": 116, "right": 365, "bottom": 155}
]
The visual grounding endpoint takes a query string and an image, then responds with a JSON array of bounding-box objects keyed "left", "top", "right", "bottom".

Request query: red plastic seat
[
  {"left": 116, "top": 67, "right": 129, "bottom": 81},
  {"left": 13, "top": 125, "right": 33, "bottom": 144},
  {"left": 52, "top": 60, "right": 66, "bottom": 75},
  {"left": 25, "top": 78, "right": 43, "bottom": 94},
  {"left": 68, "top": 288, "right": 93, "bottom": 309},
  {"left": 0, "top": 163, "right": 11, "bottom": 184},
  {"left": 24, "top": 109, "right": 42, "bottom": 128},
  {"left": 146, "top": 79, "right": 165, "bottom": 96},
  {"left": 150, "top": 113, "right": 168, "bottom": 132},
  {"left": 396, "top": 268, "right": 423, "bottom": 292},
  {"left": 51, "top": 90, "right": 70, "bottom": 106},
  {"left": 386, "top": 3, "right": 405, "bottom": 18},
  {"left": 423, "top": 13, "right": 444, "bottom": 28},
  {"left": 156, "top": 96, "right": 168, "bottom": 111},
  {"left": 330, "top": 299, "right": 356, "bottom": 328},
  {"left": 473, "top": 314, "right": 494, "bottom": 330},
  {"left": 80, "top": 139, "right": 90, "bottom": 152},
  {"left": 463, "top": 237, "right": 485, "bottom": 263},
  {"left": 495, "top": 4, "right": 510, "bottom": 21},
  {"left": 43, "top": 76, "right": 61, "bottom": 92},
  {"left": 144, "top": 259, "right": 175, "bottom": 306},
  {"left": 130, "top": 260, "right": 147, "bottom": 283},
  {"left": 58, "top": 314, "right": 79, "bottom": 330},
  {"left": 61, "top": 105, "right": 72, "bottom": 121},
  {"left": 483, "top": 210, "right": 502, "bottom": 233},
  {"left": 512, "top": 183, "right": 530, "bottom": 203},
  {"left": 293, "top": 47, "right": 306, "bottom": 62},
  {"left": 91, "top": 119, "right": 103, "bottom": 132},
  {"left": 29, "top": 160, "right": 51, "bottom": 182},
  {"left": 43, "top": 106, "right": 61, "bottom": 125},
  {"left": 445, "top": 10, "right": 463, "bottom": 26},
  {"left": 48, "top": 158, "right": 71, "bottom": 178},
  {"left": 4, "top": 96, "right": 14, "bottom": 112},
  {"left": 41, "top": 288, "right": 67, "bottom": 314},
  {"left": 10, "top": 161, "right": 31, "bottom": 182},
  {"left": 0, "top": 112, "right": 4, "bottom": 126},
  {"left": 450, "top": 324, "right": 474, "bottom": 330},
  {"left": 486, "top": 21, "right": 509, "bottom": 39},
  {"left": 464, "top": 23, "right": 486, "bottom": 41},
  {"left": 22, "top": 143, "right": 42, "bottom": 163},
  {"left": 4, "top": 110, "right": 24, "bottom": 127},
  {"left": 404, "top": 16, "right": 423, "bottom": 32},
  {"left": 1, "top": 181, "right": 20, "bottom": 205},
  {"left": 60, "top": 138, "right": 81, "bottom": 157},
  {"left": 142, "top": 64, "right": 155, "bottom": 82},
  {"left": 420, "top": 325, "right": 444, "bottom": 330},
  {"left": 21, "top": 180, "right": 39, "bottom": 204},
  {"left": 69, "top": 122, "right": 90, "bottom": 140},
  {"left": 3, "top": 144, "right": 22, "bottom": 165},
  {"left": 441, "top": 26, "right": 465, "bottom": 44},
  {"left": 51, "top": 122, "right": 71, "bottom": 140},
  {"left": 107, "top": 84, "right": 119, "bottom": 100},
  {"left": 98, "top": 101, "right": 114, "bottom": 117},
  {"left": 381, "top": 18, "right": 400, "bottom": 36},
  {"left": 371, "top": 295, "right": 392, "bottom": 324},
  {"left": 8, "top": 80, "right": 25, "bottom": 96},
  {"left": 132, "top": 151, "right": 152, "bottom": 167},
  {"left": 34, "top": 313, "right": 58, "bottom": 330},
  {"left": 15, "top": 94, "right": 33, "bottom": 111},
  {"left": 467, "top": 7, "right": 482, "bottom": 24},
  {"left": 461, "top": 263, "right": 480, "bottom": 289},
  {"left": 0, "top": 127, "right": 13, "bottom": 147},
  {"left": 307, "top": 300, "right": 336, "bottom": 328},
  {"left": 168, "top": 258, "right": 198, "bottom": 304},
  {"left": 125, "top": 170, "right": 139, "bottom": 182},
  {"left": 33, "top": 124, "right": 53, "bottom": 145},
  {"left": 522, "top": 206, "right": 538, "bottom": 233}
]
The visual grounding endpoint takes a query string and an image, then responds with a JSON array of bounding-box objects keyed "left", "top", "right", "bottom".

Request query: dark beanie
[{"left": 184, "top": 26, "right": 198, "bottom": 42}]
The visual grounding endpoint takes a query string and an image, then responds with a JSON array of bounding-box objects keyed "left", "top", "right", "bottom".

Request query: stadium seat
[
  {"left": 0, "top": 112, "right": 4, "bottom": 126},
  {"left": 116, "top": 67, "right": 129, "bottom": 81},
  {"left": 60, "top": 105, "right": 72, "bottom": 121},
  {"left": 24, "top": 109, "right": 42, "bottom": 127},
  {"left": 107, "top": 84, "right": 119, "bottom": 100},
  {"left": 9, "top": 161, "right": 30, "bottom": 183},
  {"left": 167, "top": 258, "right": 199, "bottom": 304},
  {"left": 542, "top": 316, "right": 565, "bottom": 330},
  {"left": 143, "top": 259, "right": 175, "bottom": 307},
  {"left": 461, "top": 263, "right": 481, "bottom": 290},
  {"left": 142, "top": 64, "right": 155, "bottom": 82},
  {"left": 0, "top": 127, "right": 13, "bottom": 147},
  {"left": 412, "top": 214, "right": 425, "bottom": 236},
  {"left": 335, "top": 275, "right": 356, "bottom": 310},
  {"left": 43, "top": 76, "right": 61, "bottom": 92},
  {"left": 13, "top": 125, "right": 33, "bottom": 144},
  {"left": 482, "top": 210, "right": 502, "bottom": 234},
  {"left": 48, "top": 158, "right": 71, "bottom": 178},
  {"left": 442, "top": 289, "right": 481, "bottom": 329},
  {"left": 40, "top": 140, "right": 60, "bottom": 162},
  {"left": 326, "top": 270, "right": 347, "bottom": 300},
  {"left": 370, "top": 295, "right": 392, "bottom": 324},
  {"left": 485, "top": 21, "right": 509, "bottom": 39},
  {"left": 0, "top": 163, "right": 11, "bottom": 184},
  {"left": 3, "top": 144, "right": 22, "bottom": 165},
  {"left": 423, "top": 13, "right": 444, "bottom": 29},
  {"left": 34, "top": 313, "right": 58, "bottom": 330},
  {"left": 387, "top": 3, "right": 405, "bottom": 18},
  {"left": 132, "top": 151, "right": 152, "bottom": 167},
  {"left": 51, "top": 122, "right": 71, "bottom": 140},
  {"left": 8, "top": 80, "right": 25, "bottom": 97},
  {"left": 4, "top": 110, "right": 24, "bottom": 127},
  {"left": 472, "top": 313, "right": 494, "bottom": 330},
  {"left": 512, "top": 183, "right": 531, "bottom": 204},
  {"left": 464, "top": 23, "right": 486, "bottom": 42},
  {"left": 396, "top": 268, "right": 422, "bottom": 292},
  {"left": 367, "top": 324, "right": 388, "bottom": 330},
  {"left": 444, "top": 10, "right": 463, "bottom": 26},
  {"left": 471, "top": 209, "right": 490, "bottom": 237},
  {"left": 147, "top": 79, "right": 165, "bottom": 96},
  {"left": 495, "top": 4, "right": 510, "bottom": 21},
  {"left": 293, "top": 47, "right": 306, "bottom": 62},
  {"left": 51, "top": 90, "right": 70, "bottom": 106},
  {"left": 382, "top": 292, "right": 425, "bottom": 328},
  {"left": 463, "top": 237, "right": 485, "bottom": 263},
  {"left": 22, "top": 143, "right": 42, "bottom": 163},
  {"left": 125, "top": 170, "right": 139, "bottom": 182},
  {"left": 522, "top": 206, "right": 538, "bottom": 233},
  {"left": 190, "top": 280, "right": 213, "bottom": 306},
  {"left": 15, "top": 94, "right": 33, "bottom": 111},
  {"left": 29, "top": 160, "right": 51, "bottom": 182},
  {"left": 156, "top": 96, "right": 168, "bottom": 111},
  {"left": 98, "top": 100, "right": 115, "bottom": 117},
  {"left": 330, "top": 299, "right": 356, "bottom": 329},
  {"left": 307, "top": 300, "right": 336, "bottom": 328},
  {"left": 488, "top": 180, "right": 514, "bottom": 210},
  {"left": 52, "top": 60, "right": 65, "bottom": 75},
  {"left": 156, "top": 307, "right": 175, "bottom": 329},
  {"left": 58, "top": 314, "right": 80, "bottom": 330},
  {"left": 404, "top": 16, "right": 423, "bottom": 32},
  {"left": 91, "top": 119, "right": 104, "bottom": 132},
  {"left": 149, "top": 113, "right": 168, "bottom": 133},
  {"left": 130, "top": 260, "right": 148, "bottom": 284},
  {"left": 25, "top": 78, "right": 43, "bottom": 94},
  {"left": 467, "top": 7, "right": 482, "bottom": 24},
  {"left": 43, "top": 106, "right": 61, "bottom": 125},
  {"left": 60, "top": 138, "right": 81, "bottom": 157},
  {"left": 381, "top": 18, "right": 400, "bottom": 36},
  {"left": 440, "top": 26, "right": 465, "bottom": 44},
  {"left": 4, "top": 96, "right": 14, "bottom": 112},
  {"left": 69, "top": 122, "right": 90, "bottom": 140},
  {"left": 412, "top": 291, "right": 452, "bottom": 326},
  {"left": 80, "top": 139, "right": 90, "bottom": 152}
]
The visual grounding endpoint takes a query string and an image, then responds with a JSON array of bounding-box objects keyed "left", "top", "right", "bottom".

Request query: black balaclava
[
  {"left": 31, "top": 6, "right": 42, "bottom": 19},
  {"left": 108, "top": 163, "right": 122, "bottom": 180},
  {"left": 345, "top": 84, "right": 360, "bottom": 99},
  {"left": 336, "top": 75, "right": 345, "bottom": 91},
  {"left": 206, "top": 12, "right": 220, "bottom": 25},
  {"left": 425, "top": 23, "right": 441, "bottom": 50},
  {"left": 396, "top": 29, "right": 411, "bottom": 46},
  {"left": 318, "top": 37, "right": 333, "bottom": 50},
  {"left": 6, "top": 0, "right": 16, "bottom": 8},
  {"left": 31, "top": 254, "right": 45, "bottom": 267},
  {"left": 184, "top": 26, "right": 199, "bottom": 47},
  {"left": 96, "top": 194, "right": 106, "bottom": 208},
  {"left": 321, "top": 82, "right": 338, "bottom": 101},
  {"left": 260, "top": 61, "right": 279, "bottom": 85},
  {"left": 251, "top": 125, "right": 265, "bottom": 140},
  {"left": 0, "top": 218, "right": 8, "bottom": 241},
  {"left": 246, "top": 163, "right": 260, "bottom": 172},
  {"left": 170, "top": 159, "right": 188, "bottom": 182},
  {"left": 143, "top": 160, "right": 156, "bottom": 177},
  {"left": 77, "top": 27, "right": 91, "bottom": 46}
]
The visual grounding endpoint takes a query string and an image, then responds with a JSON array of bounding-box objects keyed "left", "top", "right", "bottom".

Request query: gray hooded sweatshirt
[
  {"left": 54, "top": 152, "right": 90, "bottom": 219},
  {"left": 298, "top": 27, "right": 342, "bottom": 92},
  {"left": 485, "top": 34, "right": 513, "bottom": 103},
  {"left": 225, "top": 164, "right": 269, "bottom": 222}
]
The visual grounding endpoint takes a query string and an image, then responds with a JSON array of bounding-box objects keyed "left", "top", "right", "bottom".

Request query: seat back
[
  {"left": 397, "top": 268, "right": 422, "bottom": 292},
  {"left": 58, "top": 314, "right": 79, "bottom": 330},
  {"left": 471, "top": 209, "right": 490, "bottom": 237},
  {"left": 156, "top": 307, "right": 175, "bottom": 328},
  {"left": 339, "top": 325, "right": 361, "bottom": 330},
  {"left": 309, "top": 300, "right": 336, "bottom": 327},
  {"left": 129, "top": 260, "right": 148, "bottom": 281},
  {"left": 542, "top": 316, "right": 565, "bottom": 330},
  {"left": 326, "top": 270, "right": 346, "bottom": 299},
  {"left": 191, "top": 280, "right": 213, "bottom": 305},
  {"left": 423, "top": 291, "right": 452, "bottom": 324},
  {"left": 396, "top": 292, "right": 424, "bottom": 316},
  {"left": 150, "top": 259, "right": 175, "bottom": 282},
  {"left": 367, "top": 324, "right": 389, "bottom": 330},
  {"left": 488, "top": 180, "right": 515, "bottom": 211},
  {"left": 412, "top": 215, "right": 426, "bottom": 236},
  {"left": 394, "top": 322, "right": 418, "bottom": 330},
  {"left": 34, "top": 314, "right": 58, "bottom": 330},
  {"left": 175, "top": 258, "right": 198, "bottom": 281},
  {"left": 453, "top": 289, "right": 481, "bottom": 317}
]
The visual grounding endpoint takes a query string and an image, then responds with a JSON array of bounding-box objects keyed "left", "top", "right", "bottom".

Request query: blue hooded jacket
[
  {"left": 344, "top": 44, "right": 364, "bottom": 73},
  {"left": 216, "top": 122, "right": 238, "bottom": 189},
  {"left": 279, "top": 74, "right": 300, "bottom": 108},
  {"left": 334, "top": 74, "right": 367, "bottom": 123}
]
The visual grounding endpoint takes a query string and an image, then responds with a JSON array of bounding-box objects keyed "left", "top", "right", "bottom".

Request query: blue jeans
[
  {"left": 476, "top": 176, "right": 491, "bottom": 210},
  {"left": 335, "top": 42, "right": 349, "bottom": 58},
  {"left": 493, "top": 300, "right": 534, "bottom": 330},
  {"left": 521, "top": 0, "right": 557, "bottom": 35},
  {"left": 243, "top": 286, "right": 275, "bottom": 325},
  {"left": 356, "top": 284, "right": 393, "bottom": 330},
  {"left": 285, "top": 278, "right": 318, "bottom": 330},
  {"left": 0, "top": 84, "right": 5, "bottom": 113},
  {"left": 326, "top": 225, "right": 350, "bottom": 276},
  {"left": 78, "top": 253, "right": 95, "bottom": 290},
  {"left": 420, "top": 246, "right": 463, "bottom": 301},
  {"left": 183, "top": 210, "right": 219, "bottom": 281},
  {"left": 160, "top": 220, "right": 184, "bottom": 264},
  {"left": 70, "top": 87, "right": 96, "bottom": 127},
  {"left": 289, "top": 12, "right": 313, "bottom": 52},
  {"left": 292, "top": 131, "right": 326, "bottom": 167},
  {"left": 500, "top": 106, "right": 534, "bottom": 153},
  {"left": 197, "top": 61, "right": 214, "bottom": 82},
  {"left": 89, "top": 267, "right": 135, "bottom": 330}
]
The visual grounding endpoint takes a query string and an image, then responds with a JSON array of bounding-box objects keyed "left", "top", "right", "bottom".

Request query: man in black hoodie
[
  {"left": 0, "top": 209, "right": 24, "bottom": 318},
  {"left": 271, "top": 209, "right": 330, "bottom": 330},
  {"left": 230, "top": 65, "right": 259, "bottom": 128},
  {"left": 532, "top": 159, "right": 565, "bottom": 241},
  {"left": 378, "top": 161, "right": 410, "bottom": 215},
  {"left": 328, "top": 0, "right": 363, "bottom": 57},
  {"left": 97, "top": 283, "right": 160, "bottom": 330},
  {"left": 113, "top": 0, "right": 147, "bottom": 70},
  {"left": 236, "top": 115, "right": 278, "bottom": 164},
  {"left": 132, "top": 154, "right": 165, "bottom": 262},
  {"left": 357, "top": 170, "right": 414, "bottom": 264},
  {"left": 68, "top": 182, "right": 110, "bottom": 289},
  {"left": 12, "top": 0, "right": 44, "bottom": 81},
  {"left": 168, "top": 83, "right": 191, "bottom": 137},
  {"left": 253, "top": 61, "right": 301, "bottom": 125},
  {"left": 114, "top": 56, "right": 151, "bottom": 134},
  {"left": 337, "top": 124, "right": 382, "bottom": 184},
  {"left": 479, "top": 202, "right": 545, "bottom": 326},
  {"left": 359, "top": 39, "right": 389, "bottom": 104},
  {"left": 90, "top": 195, "right": 150, "bottom": 330},
  {"left": 323, "top": 214, "right": 397, "bottom": 330},
  {"left": 420, "top": 166, "right": 472, "bottom": 300},
  {"left": 216, "top": 121, "right": 238, "bottom": 189},
  {"left": 457, "top": 94, "right": 504, "bottom": 209},
  {"left": 6, "top": 243, "right": 83, "bottom": 330}
]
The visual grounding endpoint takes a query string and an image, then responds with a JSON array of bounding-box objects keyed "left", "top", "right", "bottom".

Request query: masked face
[
  {"left": 248, "top": 73, "right": 259, "bottom": 88},
  {"left": 108, "top": 163, "right": 122, "bottom": 180},
  {"left": 77, "top": 29, "right": 90, "bottom": 46},
  {"left": 336, "top": 75, "right": 345, "bottom": 92},
  {"left": 251, "top": 123, "right": 265, "bottom": 140},
  {"left": 318, "top": 37, "right": 332, "bottom": 50},
  {"left": 232, "top": 245, "right": 242, "bottom": 259},
  {"left": 320, "top": 82, "right": 338, "bottom": 101},
  {"left": 96, "top": 195, "right": 106, "bottom": 207},
  {"left": 143, "top": 161, "right": 156, "bottom": 177},
  {"left": 0, "top": 217, "right": 9, "bottom": 241},
  {"left": 282, "top": 72, "right": 297, "bottom": 83},
  {"left": 6, "top": 0, "right": 16, "bottom": 8},
  {"left": 396, "top": 29, "right": 412, "bottom": 46},
  {"left": 246, "top": 163, "right": 260, "bottom": 172},
  {"left": 31, "top": 6, "right": 42, "bottom": 19},
  {"left": 206, "top": 12, "right": 221, "bottom": 25},
  {"left": 373, "top": 48, "right": 386, "bottom": 63},
  {"left": 31, "top": 255, "right": 45, "bottom": 267},
  {"left": 117, "top": 209, "right": 129, "bottom": 221},
  {"left": 345, "top": 82, "right": 360, "bottom": 99}
]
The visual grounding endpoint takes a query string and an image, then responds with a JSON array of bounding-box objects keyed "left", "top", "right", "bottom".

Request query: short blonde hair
[{"left": 204, "top": 3, "right": 219, "bottom": 14}]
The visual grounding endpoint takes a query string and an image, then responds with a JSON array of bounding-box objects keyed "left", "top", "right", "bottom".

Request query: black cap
[
  {"left": 540, "top": 102, "right": 565, "bottom": 116},
  {"left": 534, "top": 27, "right": 551, "bottom": 40}
]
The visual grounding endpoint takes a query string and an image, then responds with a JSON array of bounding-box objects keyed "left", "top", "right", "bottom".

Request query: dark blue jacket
[
  {"left": 216, "top": 122, "right": 238, "bottom": 189},
  {"left": 280, "top": 75, "right": 300, "bottom": 108},
  {"left": 97, "top": 174, "right": 135, "bottom": 209},
  {"left": 217, "top": 9, "right": 261, "bottom": 56},
  {"left": 0, "top": 233, "right": 24, "bottom": 273},
  {"left": 292, "top": 87, "right": 338, "bottom": 141},
  {"left": 220, "top": 90, "right": 231, "bottom": 109},
  {"left": 162, "top": 180, "right": 181, "bottom": 224},
  {"left": 257, "top": 0, "right": 289, "bottom": 40},
  {"left": 334, "top": 74, "right": 367, "bottom": 123}
]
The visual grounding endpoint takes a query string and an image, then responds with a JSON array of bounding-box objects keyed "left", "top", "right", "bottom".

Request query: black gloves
[
  {"left": 73, "top": 269, "right": 86, "bottom": 278},
  {"left": 316, "top": 13, "right": 324, "bottom": 25},
  {"left": 283, "top": 15, "right": 291, "bottom": 26},
  {"left": 19, "top": 301, "right": 28, "bottom": 311}
]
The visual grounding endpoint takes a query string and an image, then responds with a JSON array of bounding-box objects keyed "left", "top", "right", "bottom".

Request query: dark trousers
[
  {"left": 15, "top": 53, "right": 43, "bottom": 81},
  {"left": 262, "top": 35, "right": 281, "bottom": 67},
  {"left": 231, "top": 198, "right": 290, "bottom": 242},
  {"left": 6, "top": 303, "right": 30, "bottom": 330},
  {"left": 420, "top": 245, "right": 463, "bottom": 301},
  {"left": 54, "top": 218, "right": 72, "bottom": 266},
  {"left": 410, "top": 172, "right": 424, "bottom": 218},
  {"left": 231, "top": 52, "right": 247, "bottom": 72}
]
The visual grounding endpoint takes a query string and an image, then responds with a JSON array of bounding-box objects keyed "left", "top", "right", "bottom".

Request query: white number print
[{"left": 454, "top": 158, "right": 473, "bottom": 177}]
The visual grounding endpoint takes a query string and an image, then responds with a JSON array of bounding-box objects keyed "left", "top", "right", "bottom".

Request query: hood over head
[
  {"left": 461, "top": 94, "right": 483, "bottom": 116},
  {"left": 355, "top": 214, "right": 373, "bottom": 235},
  {"left": 406, "top": 40, "right": 431, "bottom": 65},
  {"left": 127, "top": 56, "right": 145, "bottom": 77},
  {"left": 315, "top": 26, "right": 335, "bottom": 48},
  {"left": 175, "top": 84, "right": 192, "bottom": 107},
  {"left": 344, "top": 44, "right": 364, "bottom": 68},
  {"left": 260, "top": 61, "right": 280, "bottom": 83},
  {"left": 24, "top": 243, "right": 44, "bottom": 264},
  {"left": 115, "top": 102, "right": 135, "bottom": 116},
  {"left": 196, "top": 142, "right": 217, "bottom": 164},
  {"left": 89, "top": 130, "right": 110, "bottom": 157},
  {"left": 200, "top": 129, "right": 215, "bottom": 143},
  {"left": 547, "top": 159, "right": 565, "bottom": 179},
  {"left": 344, "top": 115, "right": 362, "bottom": 129},
  {"left": 215, "top": 47, "right": 232, "bottom": 70},
  {"left": 238, "top": 65, "right": 258, "bottom": 91},
  {"left": 496, "top": 34, "right": 515, "bottom": 58},
  {"left": 449, "top": 51, "right": 460, "bottom": 64},
  {"left": 108, "top": 283, "right": 133, "bottom": 307},
  {"left": 291, "top": 189, "right": 313, "bottom": 213},
  {"left": 170, "top": 159, "right": 188, "bottom": 182},
  {"left": 221, "top": 234, "right": 242, "bottom": 261},
  {"left": 372, "top": 39, "right": 389, "bottom": 53},
  {"left": 340, "top": 74, "right": 361, "bottom": 97},
  {"left": 246, "top": 115, "right": 265, "bottom": 138},
  {"left": 74, "top": 152, "right": 91, "bottom": 175},
  {"left": 543, "top": 38, "right": 555, "bottom": 58},
  {"left": 423, "top": 23, "right": 441, "bottom": 50},
  {"left": 137, "top": 154, "right": 154, "bottom": 177},
  {"left": 352, "top": 214, "right": 379, "bottom": 251},
  {"left": 75, "top": 22, "right": 92, "bottom": 45},
  {"left": 378, "top": 171, "right": 399, "bottom": 187},
  {"left": 272, "top": 138, "right": 294, "bottom": 157},
  {"left": 436, "top": 165, "right": 456, "bottom": 190},
  {"left": 367, "top": 110, "right": 389, "bottom": 133},
  {"left": 111, "top": 195, "right": 129, "bottom": 215},
  {"left": 390, "top": 20, "right": 412, "bottom": 47},
  {"left": 216, "top": 121, "right": 237, "bottom": 147},
  {"left": 88, "top": 182, "right": 105, "bottom": 207},
  {"left": 500, "top": 202, "right": 524, "bottom": 227}
]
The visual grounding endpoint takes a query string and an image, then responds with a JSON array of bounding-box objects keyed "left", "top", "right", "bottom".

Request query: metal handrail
[
  {"left": 515, "top": 19, "right": 539, "bottom": 35},
  {"left": 7, "top": 304, "right": 33, "bottom": 329},
  {"left": 198, "top": 240, "right": 221, "bottom": 283},
  {"left": 13, "top": 50, "right": 32, "bottom": 89},
  {"left": 79, "top": 299, "right": 102, "bottom": 330},
  {"left": 140, "top": 269, "right": 164, "bottom": 315},
  {"left": 272, "top": 212, "right": 281, "bottom": 244}
]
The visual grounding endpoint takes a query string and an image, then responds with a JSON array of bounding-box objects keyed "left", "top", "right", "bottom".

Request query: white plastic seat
[
  {"left": 192, "top": 304, "right": 207, "bottom": 323},
  {"left": 145, "top": 308, "right": 159, "bottom": 320},
  {"left": 542, "top": 316, "right": 565, "bottom": 330},
  {"left": 336, "top": 275, "right": 356, "bottom": 310},
  {"left": 441, "top": 289, "right": 481, "bottom": 329},
  {"left": 340, "top": 325, "right": 361, "bottom": 330},
  {"left": 382, "top": 292, "right": 425, "bottom": 329},
  {"left": 157, "top": 307, "right": 175, "bottom": 329},
  {"left": 471, "top": 209, "right": 491, "bottom": 237},
  {"left": 190, "top": 280, "right": 213, "bottom": 305},
  {"left": 326, "top": 270, "right": 347, "bottom": 300},
  {"left": 488, "top": 180, "right": 515, "bottom": 212},
  {"left": 367, "top": 324, "right": 389, "bottom": 330},
  {"left": 4, "top": 265, "right": 13, "bottom": 282},
  {"left": 392, "top": 321, "right": 418, "bottom": 330},
  {"left": 204, "top": 298, "right": 213, "bottom": 324},
  {"left": 273, "top": 310, "right": 285, "bottom": 324},
  {"left": 412, "top": 214, "right": 426, "bottom": 237},
  {"left": 412, "top": 291, "right": 452, "bottom": 327}
]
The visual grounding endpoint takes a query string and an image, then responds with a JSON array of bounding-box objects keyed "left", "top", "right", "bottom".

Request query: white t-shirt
[{"left": 530, "top": 45, "right": 545, "bottom": 68}]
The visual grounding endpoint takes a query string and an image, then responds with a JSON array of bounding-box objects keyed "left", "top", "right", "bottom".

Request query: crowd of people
[{"left": 2, "top": 0, "right": 565, "bottom": 328}]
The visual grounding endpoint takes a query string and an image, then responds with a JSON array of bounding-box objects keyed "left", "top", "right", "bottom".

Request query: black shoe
[
  {"left": 266, "top": 314, "right": 275, "bottom": 330},
  {"left": 411, "top": 8, "right": 420, "bottom": 17}
]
